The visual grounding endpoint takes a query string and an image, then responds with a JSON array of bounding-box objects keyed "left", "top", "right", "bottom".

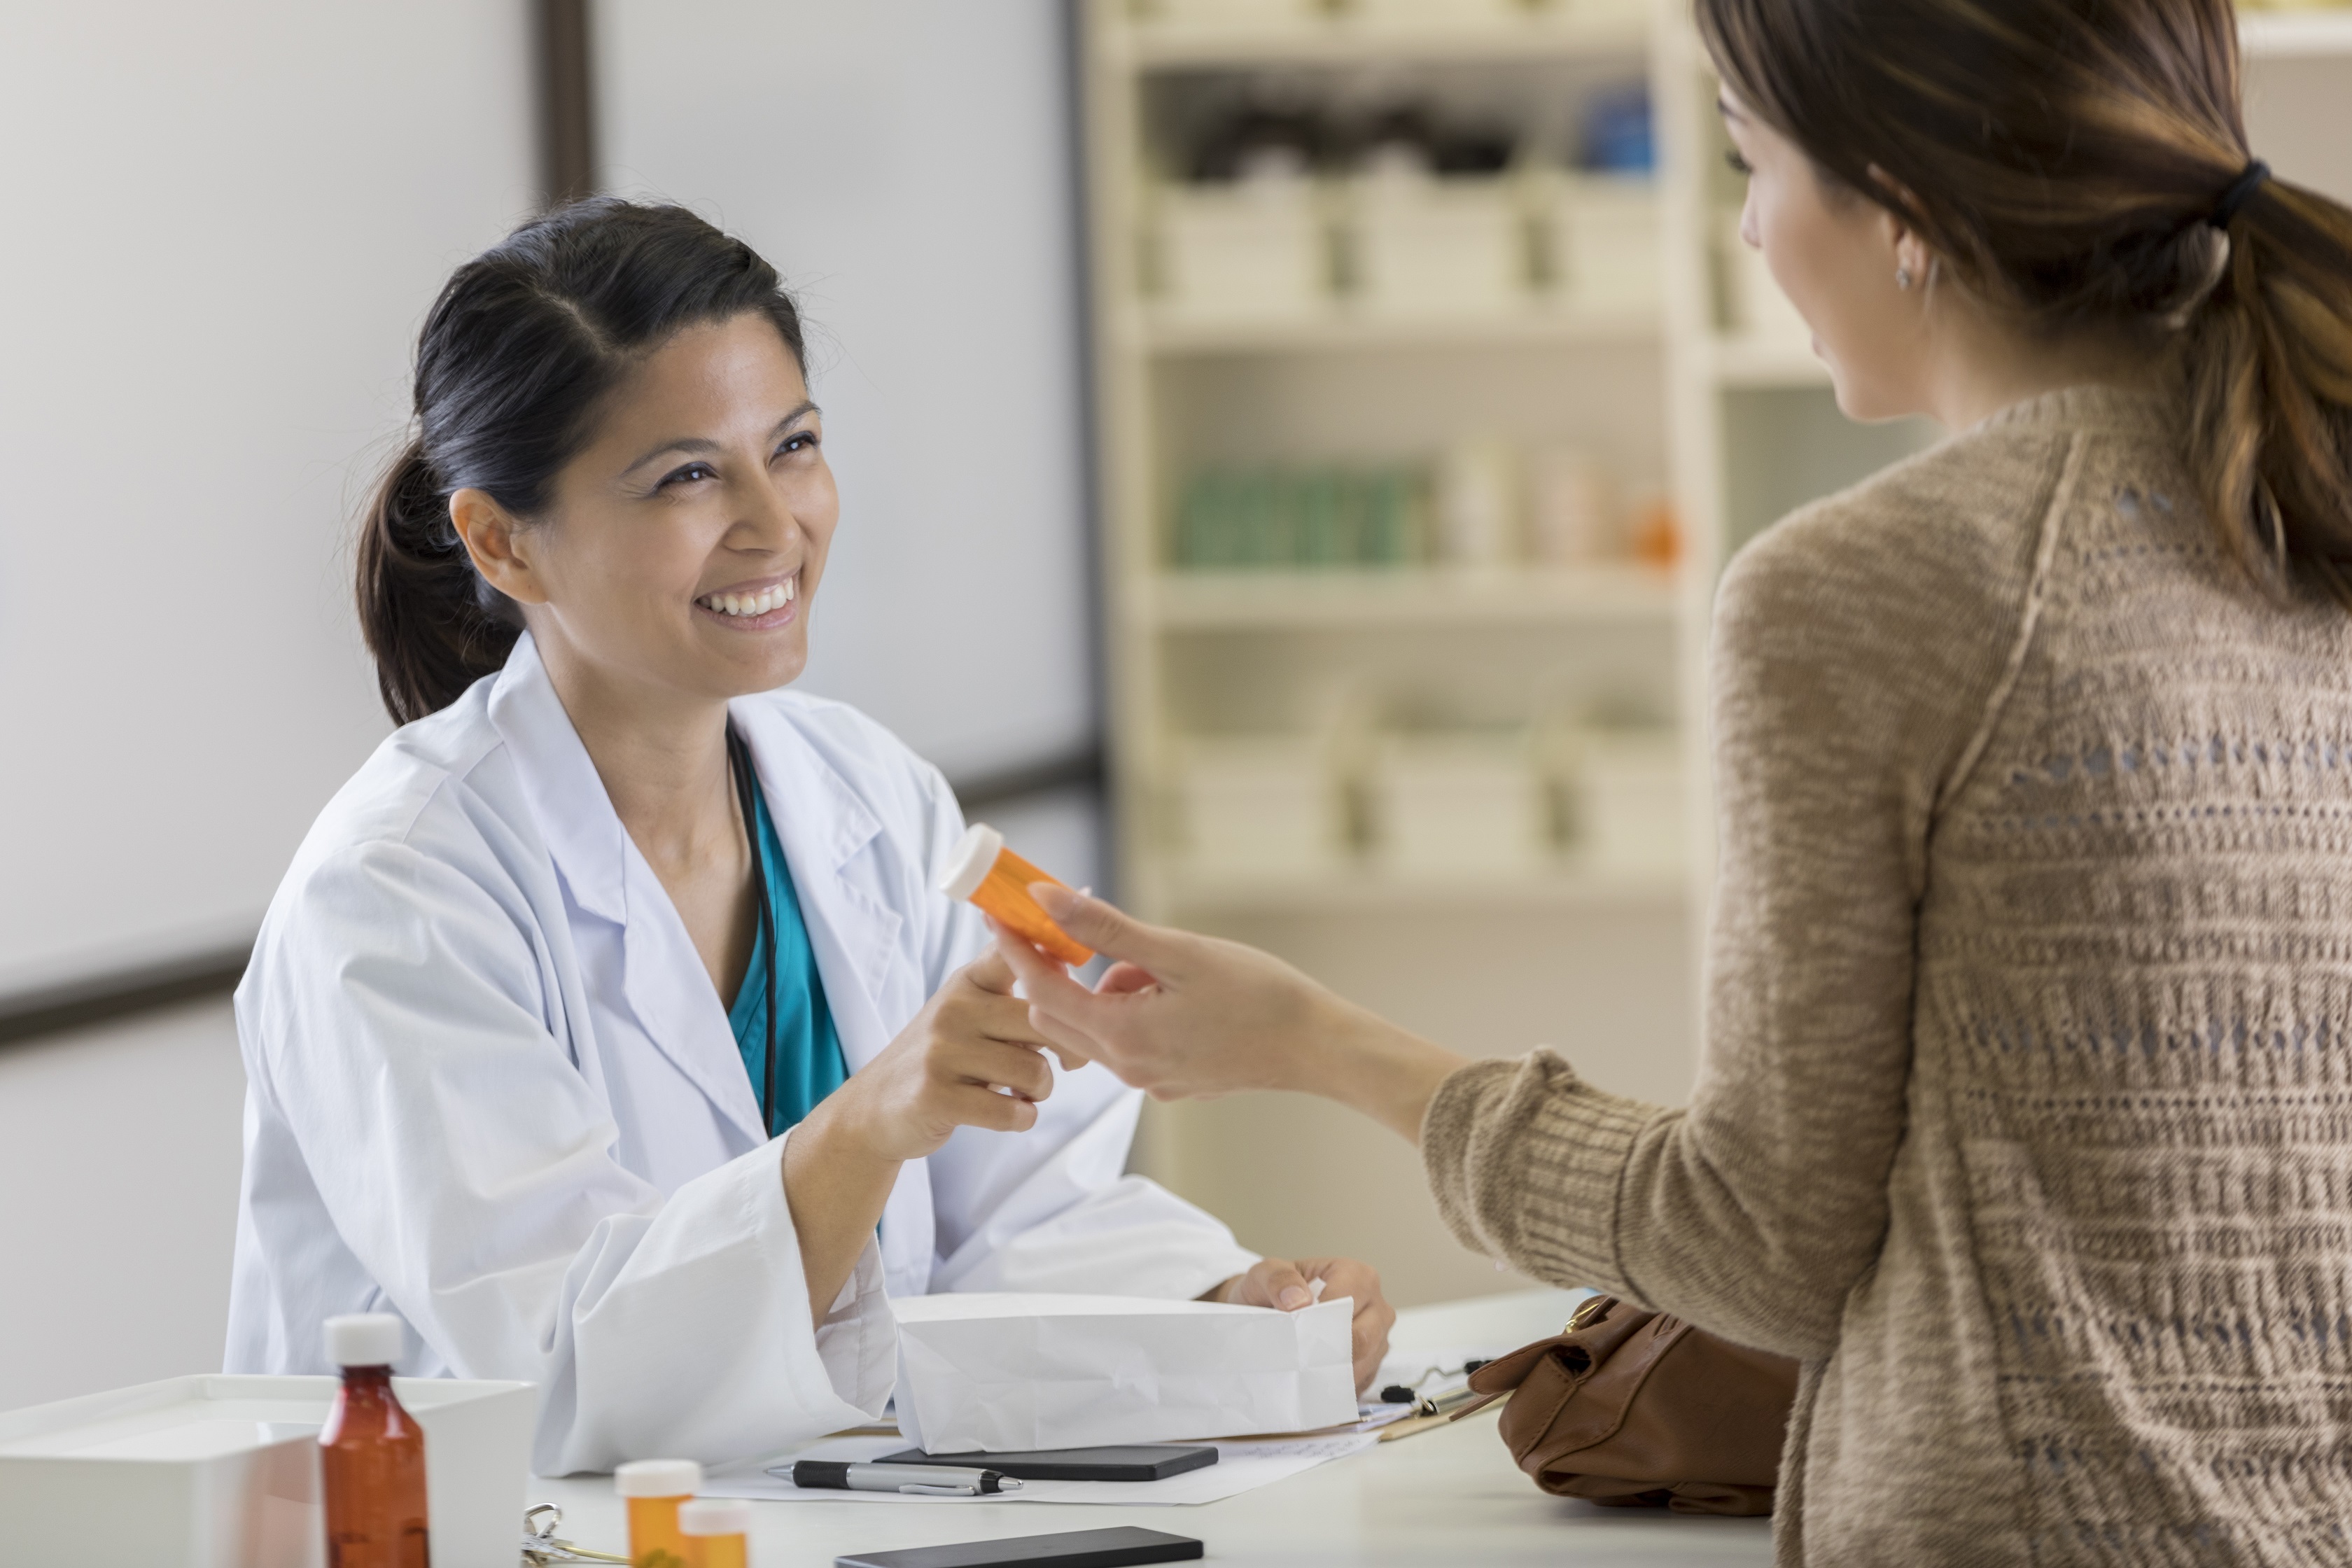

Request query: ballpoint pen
[{"left": 784, "top": 1460, "right": 1023, "bottom": 1497}]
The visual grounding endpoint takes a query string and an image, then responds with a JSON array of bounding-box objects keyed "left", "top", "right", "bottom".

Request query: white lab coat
[{"left": 225, "top": 632, "right": 1254, "bottom": 1474}]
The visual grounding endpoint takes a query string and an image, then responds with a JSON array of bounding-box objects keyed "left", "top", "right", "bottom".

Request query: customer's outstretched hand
[
  {"left": 990, "top": 885, "right": 1338, "bottom": 1100},
  {"left": 991, "top": 886, "right": 1471, "bottom": 1142}
]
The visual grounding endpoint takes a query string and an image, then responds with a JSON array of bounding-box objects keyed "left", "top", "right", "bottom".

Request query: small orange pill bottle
[
  {"left": 677, "top": 1498, "right": 751, "bottom": 1568},
  {"left": 937, "top": 823, "right": 1093, "bottom": 966},
  {"left": 614, "top": 1459, "right": 702, "bottom": 1568}
]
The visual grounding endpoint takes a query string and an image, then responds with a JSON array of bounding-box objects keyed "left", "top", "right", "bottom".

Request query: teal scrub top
[{"left": 729, "top": 780, "right": 848, "bottom": 1137}]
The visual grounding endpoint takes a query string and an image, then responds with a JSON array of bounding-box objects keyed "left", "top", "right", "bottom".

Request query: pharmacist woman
[{"left": 224, "top": 199, "right": 1392, "bottom": 1476}]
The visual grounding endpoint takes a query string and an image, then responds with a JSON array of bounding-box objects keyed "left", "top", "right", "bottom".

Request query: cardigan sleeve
[{"left": 1422, "top": 426, "right": 2071, "bottom": 1359}]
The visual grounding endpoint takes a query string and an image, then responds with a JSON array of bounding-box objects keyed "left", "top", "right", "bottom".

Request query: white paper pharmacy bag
[{"left": 890, "top": 1292, "right": 1357, "bottom": 1453}]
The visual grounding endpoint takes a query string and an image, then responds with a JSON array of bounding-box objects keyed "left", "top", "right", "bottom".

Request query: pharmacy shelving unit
[
  {"left": 1079, "top": 0, "right": 1698, "bottom": 1308},
  {"left": 1078, "top": 0, "right": 2352, "bottom": 1310}
]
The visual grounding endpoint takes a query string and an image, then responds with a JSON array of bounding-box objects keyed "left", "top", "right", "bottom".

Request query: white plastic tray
[{"left": 0, "top": 1373, "right": 533, "bottom": 1568}]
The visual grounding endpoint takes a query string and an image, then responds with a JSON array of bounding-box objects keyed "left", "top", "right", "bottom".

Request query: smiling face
[
  {"left": 1719, "top": 90, "right": 1935, "bottom": 422},
  {"left": 471, "top": 311, "right": 839, "bottom": 713}
]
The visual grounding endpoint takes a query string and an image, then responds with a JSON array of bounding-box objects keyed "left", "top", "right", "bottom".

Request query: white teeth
[{"left": 701, "top": 580, "right": 797, "bottom": 617}]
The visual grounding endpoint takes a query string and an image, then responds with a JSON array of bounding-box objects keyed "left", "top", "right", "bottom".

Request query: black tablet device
[
  {"left": 834, "top": 1526, "right": 1203, "bottom": 1568},
  {"left": 877, "top": 1445, "right": 1218, "bottom": 1483}
]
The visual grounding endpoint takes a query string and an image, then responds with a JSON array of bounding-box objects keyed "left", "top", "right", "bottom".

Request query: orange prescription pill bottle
[
  {"left": 677, "top": 1497, "right": 751, "bottom": 1568},
  {"left": 615, "top": 1459, "right": 702, "bottom": 1568},
  {"left": 937, "top": 823, "right": 1093, "bottom": 967}
]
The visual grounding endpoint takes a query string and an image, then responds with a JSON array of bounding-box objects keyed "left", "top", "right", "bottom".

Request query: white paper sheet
[
  {"left": 702, "top": 1432, "right": 1381, "bottom": 1507},
  {"left": 889, "top": 1292, "right": 1357, "bottom": 1452}
]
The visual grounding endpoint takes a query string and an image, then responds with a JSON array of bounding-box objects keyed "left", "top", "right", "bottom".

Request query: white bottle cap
[
  {"left": 936, "top": 822, "right": 1005, "bottom": 902},
  {"left": 678, "top": 1497, "right": 751, "bottom": 1536},
  {"left": 323, "top": 1313, "right": 404, "bottom": 1368},
  {"left": 614, "top": 1458, "right": 703, "bottom": 1497}
]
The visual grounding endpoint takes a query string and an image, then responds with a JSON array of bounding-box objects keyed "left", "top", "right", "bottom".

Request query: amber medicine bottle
[
  {"left": 678, "top": 1497, "right": 751, "bottom": 1568},
  {"left": 318, "top": 1313, "right": 430, "bottom": 1568},
  {"left": 937, "top": 823, "right": 1093, "bottom": 966},
  {"left": 615, "top": 1459, "right": 703, "bottom": 1568}
]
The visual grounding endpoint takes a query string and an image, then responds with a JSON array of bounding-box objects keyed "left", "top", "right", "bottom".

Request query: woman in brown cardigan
[{"left": 998, "top": 1, "right": 2352, "bottom": 1561}]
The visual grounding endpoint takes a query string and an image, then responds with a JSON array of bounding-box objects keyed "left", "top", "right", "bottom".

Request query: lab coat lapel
[
  {"left": 490, "top": 636, "right": 768, "bottom": 1147},
  {"left": 731, "top": 699, "right": 937, "bottom": 1295},
  {"left": 727, "top": 701, "right": 904, "bottom": 1075}
]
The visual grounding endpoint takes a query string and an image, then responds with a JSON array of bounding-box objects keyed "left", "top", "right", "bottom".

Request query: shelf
[
  {"left": 1105, "top": 13, "right": 1649, "bottom": 71},
  {"left": 1130, "top": 305, "right": 1661, "bottom": 356},
  {"left": 1707, "top": 335, "right": 1830, "bottom": 389},
  {"left": 2241, "top": 9, "right": 2352, "bottom": 59},
  {"left": 1162, "top": 861, "right": 1686, "bottom": 916},
  {"left": 1147, "top": 564, "right": 1677, "bottom": 629}
]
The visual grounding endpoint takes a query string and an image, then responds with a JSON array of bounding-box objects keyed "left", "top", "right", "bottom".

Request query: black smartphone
[
  {"left": 878, "top": 1445, "right": 1218, "bottom": 1482},
  {"left": 833, "top": 1525, "right": 1204, "bottom": 1568}
]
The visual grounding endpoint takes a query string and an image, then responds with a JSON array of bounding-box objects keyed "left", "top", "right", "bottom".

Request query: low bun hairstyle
[
  {"left": 358, "top": 198, "right": 808, "bottom": 724},
  {"left": 1697, "top": 0, "right": 2352, "bottom": 601}
]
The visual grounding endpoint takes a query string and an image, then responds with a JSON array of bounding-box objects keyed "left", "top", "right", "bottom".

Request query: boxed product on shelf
[
  {"left": 1434, "top": 436, "right": 1525, "bottom": 565},
  {"left": 1175, "top": 734, "right": 1350, "bottom": 878},
  {"left": 1717, "top": 209, "right": 1812, "bottom": 343},
  {"left": 1558, "top": 726, "right": 1684, "bottom": 873},
  {"left": 1527, "top": 444, "right": 1622, "bottom": 562},
  {"left": 1345, "top": 169, "right": 1532, "bottom": 318},
  {"left": 1173, "top": 465, "right": 1431, "bottom": 568},
  {"left": 1153, "top": 180, "right": 1331, "bottom": 323},
  {"left": 1541, "top": 172, "right": 1662, "bottom": 312},
  {"left": 1370, "top": 729, "right": 1552, "bottom": 877}
]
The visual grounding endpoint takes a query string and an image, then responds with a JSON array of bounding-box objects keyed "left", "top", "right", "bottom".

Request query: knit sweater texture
[{"left": 1420, "top": 384, "right": 2352, "bottom": 1564}]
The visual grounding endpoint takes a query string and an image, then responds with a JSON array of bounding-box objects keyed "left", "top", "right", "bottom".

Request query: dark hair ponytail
[
  {"left": 1696, "top": 0, "right": 2352, "bottom": 601},
  {"left": 357, "top": 197, "right": 808, "bottom": 724}
]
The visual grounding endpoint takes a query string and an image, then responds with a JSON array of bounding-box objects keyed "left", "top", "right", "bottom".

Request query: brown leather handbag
[{"left": 1454, "top": 1294, "right": 1800, "bottom": 1516}]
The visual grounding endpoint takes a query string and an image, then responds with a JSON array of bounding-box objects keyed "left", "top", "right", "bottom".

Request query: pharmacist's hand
[
  {"left": 816, "top": 951, "right": 1059, "bottom": 1162},
  {"left": 989, "top": 888, "right": 1342, "bottom": 1100},
  {"left": 1205, "top": 1256, "right": 1396, "bottom": 1394}
]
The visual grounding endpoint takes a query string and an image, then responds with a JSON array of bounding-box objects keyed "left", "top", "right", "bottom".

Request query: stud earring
[{"left": 1896, "top": 265, "right": 1914, "bottom": 290}]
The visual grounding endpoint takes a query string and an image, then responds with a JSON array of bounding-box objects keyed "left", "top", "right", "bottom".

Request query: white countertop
[{"left": 526, "top": 1287, "right": 1774, "bottom": 1567}]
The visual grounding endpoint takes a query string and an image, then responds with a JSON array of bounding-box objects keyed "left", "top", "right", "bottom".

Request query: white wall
[
  {"left": 0, "top": 3, "right": 538, "bottom": 992},
  {"left": 0, "top": 1004, "right": 246, "bottom": 1410},
  {"left": 594, "top": 0, "right": 1098, "bottom": 784}
]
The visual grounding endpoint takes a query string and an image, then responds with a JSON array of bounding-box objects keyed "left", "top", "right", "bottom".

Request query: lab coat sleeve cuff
[
  {"left": 813, "top": 1232, "right": 895, "bottom": 1418},
  {"left": 549, "top": 1130, "right": 895, "bottom": 1472}
]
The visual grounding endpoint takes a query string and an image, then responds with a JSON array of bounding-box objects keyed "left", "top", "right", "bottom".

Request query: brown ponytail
[
  {"left": 1696, "top": 0, "right": 2352, "bottom": 601},
  {"left": 354, "top": 197, "right": 809, "bottom": 724},
  {"left": 2183, "top": 173, "right": 2352, "bottom": 595},
  {"left": 356, "top": 436, "right": 522, "bottom": 727}
]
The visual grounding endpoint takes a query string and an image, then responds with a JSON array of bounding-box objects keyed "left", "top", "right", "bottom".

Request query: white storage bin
[
  {"left": 1348, "top": 174, "right": 1529, "bottom": 320},
  {"left": 1348, "top": 0, "right": 1532, "bottom": 30},
  {"left": 1371, "top": 732, "right": 1549, "bottom": 877},
  {"left": 1719, "top": 209, "right": 1813, "bottom": 344},
  {"left": 0, "top": 1373, "right": 534, "bottom": 1568},
  {"left": 1552, "top": 0, "right": 1654, "bottom": 22},
  {"left": 1135, "top": 0, "right": 1326, "bottom": 35},
  {"left": 1565, "top": 729, "right": 1684, "bottom": 873},
  {"left": 1154, "top": 182, "right": 1330, "bottom": 324},
  {"left": 1177, "top": 736, "right": 1347, "bottom": 879},
  {"left": 1546, "top": 174, "right": 1660, "bottom": 313}
]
